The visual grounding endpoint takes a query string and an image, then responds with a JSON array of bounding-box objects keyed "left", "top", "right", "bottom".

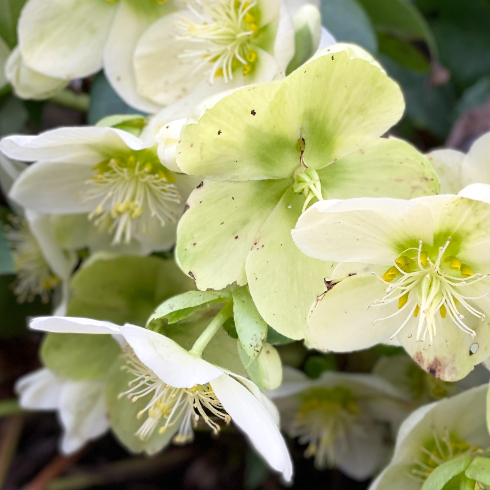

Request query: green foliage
[
  {"left": 421, "top": 456, "right": 471, "bottom": 490},
  {"left": 304, "top": 354, "right": 338, "bottom": 378},
  {"left": 0, "top": 94, "right": 28, "bottom": 136},
  {"left": 0, "top": 207, "right": 14, "bottom": 275},
  {"left": 40, "top": 333, "right": 121, "bottom": 380},
  {"left": 0, "top": 0, "right": 27, "bottom": 48},
  {"left": 266, "top": 327, "right": 294, "bottom": 346},
  {"left": 465, "top": 457, "right": 490, "bottom": 486}
]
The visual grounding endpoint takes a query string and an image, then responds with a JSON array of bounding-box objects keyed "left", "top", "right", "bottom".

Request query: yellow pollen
[
  {"left": 382, "top": 266, "right": 399, "bottom": 282},
  {"left": 246, "top": 50, "right": 257, "bottom": 63},
  {"left": 398, "top": 293, "right": 409, "bottom": 309},
  {"left": 414, "top": 305, "right": 420, "bottom": 317},
  {"left": 439, "top": 303, "right": 447, "bottom": 318},
  {"left": 461, "top": 264, "right": 474, "bottom": 277},
  {"left": 242, "top": 64, "right": 252, "bottom": 76},
  {"left": 445, "top": 256, "right": 462, "bottom": 271},
  {"left": 420, "top": 251, "right": 428, "bottom": 266}
]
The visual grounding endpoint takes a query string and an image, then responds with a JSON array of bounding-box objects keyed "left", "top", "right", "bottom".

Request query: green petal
[
  {"left": 246, "top": 187, "right": 335, "bottom": 340},
  {"left": 68, "top": 255, "right": 194, "bottom": 326},
  {"left": 319, "top": 137, "right": 440, "bottom": 199},
  {"left": 232, "top": 286, "right": 268, "bottom": 359},
  {"left": 105, "top": 358, "right": 178, "bottom": 455},
  {"left": 148, "top": 290, "right": 231, "bottom": 325},
  {"left": 41, "top": 333, "right": 120, "bottom": 381},
  {"left": 421, "top": 456, "right": 471, "bottom": 490},
  {"left": 465, "top": 457, "right": 490, "bottom": 486},
  {"left": 176, "top": 179, "right": 290, "bottom": 290},
  {"left": 238, "top": 342, "right": 283, "bottom": 391}
]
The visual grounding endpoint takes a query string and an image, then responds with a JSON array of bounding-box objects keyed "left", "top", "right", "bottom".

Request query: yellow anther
[
  {"left": 346, "top": 401, "right": 360, "bottom": 414},
  {"left": 242, "top": 64, "right": 252, "bottom": 76},
  {"left": 382, "top": 266, "right": 399, "bottom": 282},
  {"left": 414, "top": 305, "right": 420, "bottom": 317},
  {"left": 396, "top": 255, "right": 413, "bottom": 271},
  {"left": 143, "top": 163, "right": 153, "bottom": 173},
  {"left": 439, "top": 304, "right": 447, "bottom": 319},
  {"left": 420, "top": 251, "right": 428, "bottom": 266},
  {"left": 246, "top": 50, "right": 257, "bottom": 63},
  {"left": 244, "top": 13, "right": 254, "bottom": 23},
  {"left": 398, "top": 293, "right": 409, "bottom": 309},
  {"left": 214, "top": 67, "right": 224, "bottom": 78},
  {"left": 445, "top": 256, "right": 462, "bottom": 271},
  {"left": 248, "top": 23, "right": 259, "bottom": 34},
  {"left": 461, "top": 264, "right": 474, "bottom": 277}
]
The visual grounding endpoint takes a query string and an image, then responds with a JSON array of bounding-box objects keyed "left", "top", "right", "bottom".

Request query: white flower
[
  {"left": 292, "top": 192, "right": 490, "bottom": 381},
  {"left": 131, "top": 0, "right": 296, "bottom": 109},
  {"left": 0, "top": 126, "right": 194, "bottom": 251},
  {"left": 369, "top": 385, "right": 490, "bottom": 490},
  {"left": 269, "top": 367, "right": 408, "bottom": 481},
  {"left": 15, "top": 368, "right": 109, "bottom": 454},
  {"left": 30, "top": 316, "right": 293, "bottom": 481}
]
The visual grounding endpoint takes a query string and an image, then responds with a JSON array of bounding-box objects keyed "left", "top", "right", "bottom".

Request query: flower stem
[
  {"left": 189, "top": 300, "right": 233, "bottom": 357},
  {"left": 50, "top": 89, "right": 90, "bottom": 112}
]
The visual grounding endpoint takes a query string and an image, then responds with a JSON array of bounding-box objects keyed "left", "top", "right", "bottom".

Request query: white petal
[
  {"left": 459, "top": 183, "right": 490, "bottom": 204},
  {"left": 15, "top": 368, "right": 63, "bottom": 410},
  {"left": 30, "top": 316, "right": 121, "bottom": 335},
  {"left": 119, "top": 324, "right": 224, "bottom": 388},
  {"left": 463, "top": 132, "right": 490, "bottom": 186},
  {"left": 268, "top": 366, "right": 312, "bottom": 399},
  {"left": 18, "top": 0, "right": 117, "bottom": 78},
  {"left": 211, "top": 374, "right": 293, "bottom": 481},
  {"left": 58, "top": 379, "right": 109, "bottom": 454},
  {"left": 317, "top": 27, "right": 337, "bottom": 51},
  {"left": 427, "top": 148, "right": 465, "bottom": 194},
  {"left": 273, "top": 3, "right": 296, "bottom": 74},
  {"left": 293, "top": 198, "right": 433, "bottom": 265}
]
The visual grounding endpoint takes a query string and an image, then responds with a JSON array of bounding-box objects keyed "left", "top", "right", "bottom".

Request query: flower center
[
  {"left": 290, "top": 387, "right": 360, "bottom": 469},
  {"left": 409, "top": 429, "right": 478, "bottom": 483},
  {"left": 4, "top": 216, "right": 59, "bottom": 303},
  {"left": 120, "top": 348, "right": 231, "bottom": 442},
  {"left": 406, "top": 362, "right": 457, "bottom": 401},
  {"left": 81, "top": 150, "right": 181, "bottom": 245},
  {"left": 373, "top": 238, "right": 488, "bottom": 344},
  {"left": 176, "top": 0, "right": 260, "bottom": 82}
]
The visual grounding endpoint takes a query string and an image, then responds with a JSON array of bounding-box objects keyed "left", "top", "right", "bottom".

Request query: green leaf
[
  {"left": 67, "top": 255, "right": 195, "bottom": 327},
  {"left": 377, "top": 33, "right": 430, "bottom": 72},
  {"left": 222, "top": 316, "right": 238, "bottom": 339},
  {"left": 320, "top": 0, "right": 378, "bottom": 53},
  {"left": 0, "top": 94, "right": 28, "bottom": 136},
  {"left": 147, "top": 290, "right": 230, "bottom": 326},
  {"left": 244, "top": 447, "right": 270, "bottom": 490},
  {"left": 456, "top": 77, "right": 490, "bottom": 117},
  {"left": 232, "top": 286, "right": 267, "bottom": 359},
  {"left": 88, "top": 72, "right": 146, "bottom": 126},
  {"left": 421, "top": 456, "right": 471, "bottom": 490},
  {"left": 266, "top": 327, "right": 294, "bottom": 346},
  {"left": 304, "top": 355, "right": 338, "bottom": 378},
  {"left": 106, "top": 357, "right": 176, "bottom": 454},
  {"left": 40, "top": 333, "right": 121, "bottom": 380},
  {"left": 0, "top": 210, "right": 14, "bottom": 274},
  {"left": 0, "top": 0, "right": 27, "bottom": 48},
  {"left": 238, "top": 342, "right": 282, "bottom": 391},
  {"left": 466, "top": 457, "right": 490, "bottom": 486},
  {"left": 96, "top": 114, "right": 147, "bottom": 136}
]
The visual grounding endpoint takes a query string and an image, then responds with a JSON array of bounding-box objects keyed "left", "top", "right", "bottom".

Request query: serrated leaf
[
  {"left": 421, "top": 456, "right": 471, "bottom": 490},
  {"left": 148, "top": 289, "right": 231, "bottom": 325},
  {"left": 465, "top": 457, "right": 490, "bottom": 486},
  {"left": 238, "top": 342, "right": 282, "bottom": 391},
  {"left": 0, "top": 0, "right": 27, "bottom": 48},
  {"left": 40, "top": 333, "right": 121, "bottom": 381},
  {"left": 232, "top": 286, "right": 267, "bottom": 359}
]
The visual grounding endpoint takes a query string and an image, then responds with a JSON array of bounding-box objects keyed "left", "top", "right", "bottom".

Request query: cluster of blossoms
[{"left": 2, "top": 1, "right": 490, "bottom": 488}]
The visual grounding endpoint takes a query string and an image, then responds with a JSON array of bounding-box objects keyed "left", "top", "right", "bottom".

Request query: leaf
[
  {"left": 67, "top": 255, "right": 194, "bottom": 327},
  {"left": 95, "top": 114, "right": 147, "bottom": 136},
  {"left": 232, "top": 286, "right": 267, "bottom": 359},
  {"left": 0, "top": 209, "right": 14, "bottom": 274},
  {"left": 238, "top": 342, "right": 282, "bottom": 391},
  {"left": 304, "top": 355, "right": 338, "bottom": 378},
  {"left": 466, "top": 457, "right": 490, "bottom": 485},
  {"left": 377, "top": 33, "right": 430, "bottom": 72},
  {"left": 456, "top": 77, "right": 490, "bottom": 117},
  {"left": 0, "top": 94, "right": 28, "bottom": 136},
  {"left": 40, "top": 333, "right": 121, "bottom": 381},
  {"left": 0, "top": 0, "right": 28, "bottom": 48},
  {"left": 266, "top": 327, "right": 294, "bottom": 346},
  {"left": 88, "top": 72, "right": 147, "bottom": 126},
  {"left": 321, "top": 0, "right": 378, "bottom": 53},
  {"left": 244, "top": 447, "right": 270, "bottom": 490},
  {"left": 147, "top": 290, "right": 230, "bottom": 326},
  {"left": 421, "top": 456, "right": 471, "bottom": 490}
]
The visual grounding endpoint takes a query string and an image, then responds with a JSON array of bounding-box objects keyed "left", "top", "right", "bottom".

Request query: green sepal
[
  {"left": 96, "top": 114, "right": 147, "bottom": 137},
  {"left": 238, "top": 342, "right": 282, "bottom": 391},
  {"left": 222, "top": 317, "right": 238, "bottom": 339},
  {"left": 40, "top": 333, "right": 121, "bottom": 381},
  {"left": 465, "top": 457, "right": 490, "bottom": 486},
  {"left": 232, "top": 286, "right": 267, "bottom": 359},
  {"left": 105, "top": 357, "right": 176, "bottom": 455},
  {"left": 67, "top": 254, "right": 194, "bottom": 327},
  {"left": 421, "top": 456, "right": 472, "bottom": 490},
  {"left": 266, "top": 327, "right": 294, "bottom": 346},
  {"left": 147, "top": 290, "right": 232, "bottom": 326}
]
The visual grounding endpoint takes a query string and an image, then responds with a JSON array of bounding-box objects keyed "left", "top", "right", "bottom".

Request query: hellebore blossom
[
  {"left": 293, "top": 192, "right": 490, "bottom": 381},
  {"left": 369, "top": 385, "right": 490, "bottom": 490},
  {"left": 0, "top": 126, "right": 195, "bottom": 252},
  {"left": 16, "top": 368, "right": 109, "bottom": 454},
  {"left": 269, "top": 367, "right": 408, "bottom": 481},
  {"left": 30, "top": 316, "right": 293, "bottom": 481},
  {"left": 175, "top": 43, "right": 439, "bottom": 340}
]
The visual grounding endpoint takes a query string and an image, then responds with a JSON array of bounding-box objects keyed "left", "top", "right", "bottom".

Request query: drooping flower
[
  {"left": 175, "top": 43, "right": 439, "bottom": 340},
  {"left": 269, "top": 367, "right": 409, "bottom": 481},
  {"left": 369, "top": 385, "right": 490, "bottom": 490},
  {"left": 0, "top": 126, "right": 196, "bottom": 252},
  {"left": 30, "top": 316, "right": 293, "bottom": 481},
  {"left": 16, "top": 368, "right": 109, "bottom": 454},
  {"left": 292, "top": 192, "right": 490, "bottom": 381}
]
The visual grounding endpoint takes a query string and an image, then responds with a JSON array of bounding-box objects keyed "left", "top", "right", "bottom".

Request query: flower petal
[
  {"left": 211, "top": 374, "right": 293, "bottom": 481},
  {"left": 427, "top": 148, "right": 465, "bottom": 194},
  {"left": 247, "top": 187, "right": 335, "bottom": 339},
  {"left": 305, "top": 273, "right": 400, "bottom": 352},
  {"left": 30, "top": 316, "right": 121, "bottom": 335},
  {"left": 293, "top": 197, "right": 433, "bottom": 264},
  {"left": 463, "top": 132, "right": 490, "bottom": 186},
  {"left": 15, "top": 368, "right": 63, "bottom": 410},
  {"left": 18, "top": 0, "right": 117, "bottom": 78},
  {"left": 119, "top": 324, "right": 224, "bottom": 388},
  {"left": 176, "top": 178, "right": 290, "bottom": 290}
]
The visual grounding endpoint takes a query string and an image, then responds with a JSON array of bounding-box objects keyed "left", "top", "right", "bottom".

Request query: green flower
[{"left": 176, "top": 44, "right": 439, "bottom": 339}]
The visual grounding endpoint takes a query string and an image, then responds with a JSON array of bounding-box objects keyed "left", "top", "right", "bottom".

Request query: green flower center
[
  {"left": 176, "top": 0, "right": 260, "bottom": 82},
  {"left": 290, "top": 386, "right": 360, "bottom": 470},
  {"left": 374, "top": 237, "right": 488, "bottom": 345},
  {"left": 81, "top": 149, "right": 181, "bottom": 245},
  {"left": 5, "top": 216, "right": 59, "bottom": 304}
]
